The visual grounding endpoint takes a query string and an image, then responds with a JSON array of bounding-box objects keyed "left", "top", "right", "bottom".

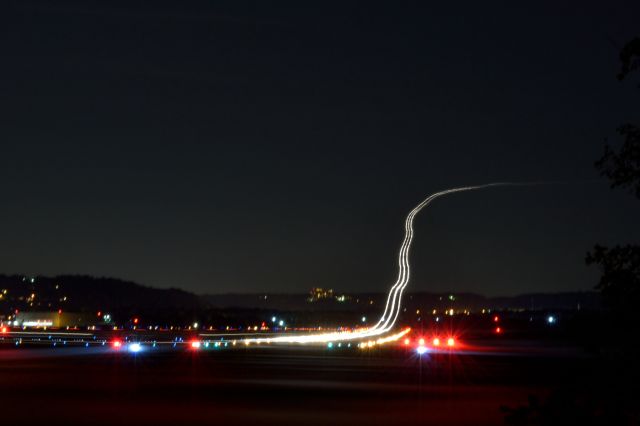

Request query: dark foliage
[
  {"left": 589, "top": 36, "right": 640, "bottom": 313},
  {"left": 596, "top": 123, "right": 640, "bottom": 198},
  {"left": 617, "top": 37, "right": 640, "bottom": 81},
  {"left": 586, "top": 245, "right": 640, "bottom": 313},
  {"left": 596, "top": 38, "right": 640, "bottom": 198}
]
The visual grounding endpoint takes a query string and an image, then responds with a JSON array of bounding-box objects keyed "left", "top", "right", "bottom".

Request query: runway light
[
  {"left": 547, "top": 315, "right": 556, "bottom": 324},
  {"left": 495, "top": 327, "right": 501, "bottom": 334},
  {"left": 418, "top": 338, "right": 425, "bottom": 346},
  {"left": 128, "top": 343, "right": 142, "bottom": 353},
  {"left": 1, "top": 327, "right": 7, "bottom": 333},
  {"left": 494, "top": 316, "right": 499, "bottom": 322},
  {"left": 112, "top": 340, "right": 122, "bottom": 349},
  {"left": 327, "top": 342, "right": 333, "bottom": 349},
  {"left": 416, "top": 345, "right": 427, "bottom": 355},
  {"left": 191, "top": 341, "right": 201, "bottom": 349},
  {"left": 432, "top": 338, "right": 440, "bottom": 346},
  {"left": 447, "top": 337, "right": 455, "bottom": 347},
  {"left": 404, "top": 338, "right": 410, "bottom": 346}
]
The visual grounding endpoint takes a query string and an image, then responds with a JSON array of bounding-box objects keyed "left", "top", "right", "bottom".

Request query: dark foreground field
[{"left": 0, "top": 340, "right": 612, "bottom": 426}]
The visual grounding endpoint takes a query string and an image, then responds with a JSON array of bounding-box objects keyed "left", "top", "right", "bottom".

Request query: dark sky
[{"left": 1, "top": 1, "right": 639, "bottom": 296}]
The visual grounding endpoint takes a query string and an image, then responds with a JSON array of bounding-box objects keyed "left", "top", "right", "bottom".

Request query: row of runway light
[
  {"left": 241, "top": 184, "right": 508, "bottom": 346},
  {"left": 1, "top": 329, "right": 413, "bottom": 352},
  {"left": 114, "top": 328, "right": 444, "bottom": 354},
  {"left": 2, "top": 328, "right": 468, "bottom": 356}
]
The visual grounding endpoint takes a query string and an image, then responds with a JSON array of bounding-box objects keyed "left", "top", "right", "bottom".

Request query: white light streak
[{"left": 243, "top": 183, "right": 520, "bottom": 345}]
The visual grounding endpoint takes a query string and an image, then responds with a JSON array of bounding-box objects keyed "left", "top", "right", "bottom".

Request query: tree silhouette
[{"left": 587, "top": 37, "right": 640, "bottom": 317}]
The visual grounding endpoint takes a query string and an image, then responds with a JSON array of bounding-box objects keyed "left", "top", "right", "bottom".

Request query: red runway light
[
  {"left": 191, "top": 341, "right": 201, "bottom": 349},
  {"left": 1, "top": 327, "right": 7, "bottom": 334},
  {"left": 493, "top": 316, "right": 499, "bottom": 322},
  {"left": 495, "top": 327, "right": 502, "bottom": 334},
  {"left": 112, "top": 340, "right": 122, "bottom": 348},
  {"left": 418, "top": 338, "right": 425, "bottom": 346},
  {"left": 403, "top": 338, "right": 410, "bottom": 346},
  {"left": 432, "top": 337, "right": 440, "bottom": 346}
]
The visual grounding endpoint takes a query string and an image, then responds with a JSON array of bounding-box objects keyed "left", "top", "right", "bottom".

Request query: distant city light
[
  {"left": 22, "top": 320, "right": 54, "bottom": 327},
  {"left": 361, "top": 316, "right": 366, "bottom": 323},
  {"left": 271, "top": 316, "right": 276, "bottom": 322},
  {"left": 547, "top": 315, "right": 556, "bottom": 324}
]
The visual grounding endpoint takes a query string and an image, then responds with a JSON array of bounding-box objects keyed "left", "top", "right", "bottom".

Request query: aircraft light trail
[{"left": 244, "top": 183, "right": 522, "bottom": 345}]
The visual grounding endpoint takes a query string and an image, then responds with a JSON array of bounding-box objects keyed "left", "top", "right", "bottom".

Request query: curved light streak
[{"left": 244, "top": 183, "right": 519, "bottom": 345}]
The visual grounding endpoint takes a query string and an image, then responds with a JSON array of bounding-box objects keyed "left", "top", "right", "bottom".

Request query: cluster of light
[
  {"left": 356, "top": 328, "right": 412, "bottom": 349},
  {"left": 22, "top": 320, "right": 54, "bottom": 327},
  {"left": 375, "top": 327, "right": 411, "bottom": 345},
  {"left": 408, "top": 335, "right": 457, "bottom": 352}
]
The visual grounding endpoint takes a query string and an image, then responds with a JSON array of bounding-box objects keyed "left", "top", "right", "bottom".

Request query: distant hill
[
  {"left": 202, "top": 291, "right": 602, "bottom": 312},
  {"left": 0, "top": 274, "right": 201, "bottom": 318},
  {"left": 0, "top": 273, "right": 601, "bottom": 321}
]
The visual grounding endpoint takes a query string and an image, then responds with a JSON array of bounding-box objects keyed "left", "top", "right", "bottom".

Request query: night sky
[{"left": 2, "top": 1, "right": 639, "bottom": 296}]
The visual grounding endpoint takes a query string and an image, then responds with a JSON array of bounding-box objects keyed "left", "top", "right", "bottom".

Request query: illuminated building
[
  {"left": 14, "top": 311, "right": 94, "bottom": 328},
  {"left": 308, "top": 287, "right": 334, "bottom": 302}
]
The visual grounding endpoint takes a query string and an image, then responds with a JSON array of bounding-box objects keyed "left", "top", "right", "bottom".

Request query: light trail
[{"left": 244, "top": 183, "right": 527, "bottom": 345}]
